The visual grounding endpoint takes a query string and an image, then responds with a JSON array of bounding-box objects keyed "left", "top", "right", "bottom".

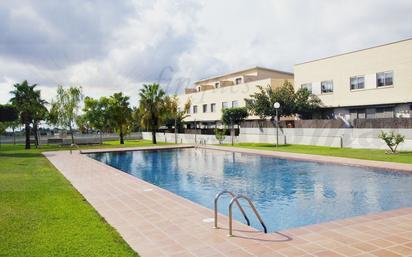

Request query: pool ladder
[{"left": 214, "top": 190, "right": 268, "bottom": 237}]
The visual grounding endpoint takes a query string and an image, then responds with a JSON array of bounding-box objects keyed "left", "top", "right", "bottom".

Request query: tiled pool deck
[{"left": 44, "top": 145, "right": 412, "bottom": 257}]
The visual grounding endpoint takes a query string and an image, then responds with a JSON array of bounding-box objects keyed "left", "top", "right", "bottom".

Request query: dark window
[
  {"left": 321, "top": 80, "right": 333, "bottom": 94},
  {"left": 193, "top": 105, "right": 198, "bottom": 113},
  {"left": 349, "top": 109, "right": 366, "bottom": 119},
  {"left": 202, "top": 104, "right": 207, "bottom": 113},
  {"left": 232, "top": 100, "right": 239, "bottom": 107},
  {"left": 376, "top": 107, "right": 394, "bottom": 118},
  {"left": 235, "top": 78, "right": 242, "bottom": 85},
  {"left": 376, "top": 71, "right": 393, "bottom": 87},
  {"left": 211, "top": 103, "right": 216, "bottom": 112},
  {"left": 214, "top": 82, "right": 219, "bottom": 88},
  {"left": 350, "top": 76, "right": 365, "bottom": 90}
]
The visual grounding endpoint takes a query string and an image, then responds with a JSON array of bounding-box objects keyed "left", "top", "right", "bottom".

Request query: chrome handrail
[
  {"left": 214, "top": 190, "right": 250, "bottom": 229},
  {"left": 70, "top": 143, "right": 82, "bottom": 154},
  {"left": 228, "top": 195, "right": 267, "bottom": 236}
]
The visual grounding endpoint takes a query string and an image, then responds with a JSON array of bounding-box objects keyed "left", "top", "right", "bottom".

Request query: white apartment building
[
  {"left": 178, "top": 67, "right": 294, "bottom": 128},
  {"left": 294, "top": 38, "right": 412, "bottom": 121}
]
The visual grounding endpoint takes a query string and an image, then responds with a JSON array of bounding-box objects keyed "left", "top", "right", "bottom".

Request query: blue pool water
[{"left": 88, "top": 148, "right": 412, "bottom": 231}]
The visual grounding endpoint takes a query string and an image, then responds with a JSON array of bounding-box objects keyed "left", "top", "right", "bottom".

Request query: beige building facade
[
  {"left": 178, "top": 67, "right": 293, "bottom": 127},
  {"left": 294, "top": 38, "right": 412, "bottom": 120}
]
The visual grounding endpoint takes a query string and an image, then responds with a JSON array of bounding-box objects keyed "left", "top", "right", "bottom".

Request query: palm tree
[
  {"left": 138, "top": 84, "right": 166, "bottom": 144},
  {"left": 9, "top": 81, "right": 42, "bottom": 149},
  {"left": 32, "top": 97, "right": 48, "bottom": 148},
  {"left": 107, "top": 93, "right": 132, "bottom": 144}
]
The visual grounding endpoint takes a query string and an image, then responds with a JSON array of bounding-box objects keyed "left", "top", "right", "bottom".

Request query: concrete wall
[
  {"left": 143, "top": 129, "right": 412, "bottom": 151},
  {"left": 141, "top": 132, "right": 238, "bottom": 145},
  {"left": 240, "top": 127, "right": 412, "bottom": 150}
]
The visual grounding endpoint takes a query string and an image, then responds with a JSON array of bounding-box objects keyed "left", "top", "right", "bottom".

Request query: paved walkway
[{"left": 44, "top": 146, "right": 412, "bottom": 257}]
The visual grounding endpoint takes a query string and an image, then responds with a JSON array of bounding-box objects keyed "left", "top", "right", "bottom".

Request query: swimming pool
[{"left": 88, "top": 148, "right": 412, "bottom": 232}]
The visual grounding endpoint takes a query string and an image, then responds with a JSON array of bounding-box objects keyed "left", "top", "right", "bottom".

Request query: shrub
[
  {"left": 214, "top": 128, "right": 226, "bottom": 144},
  {"left": 378, "top": 131, "right": 405, "bottom": 154}
]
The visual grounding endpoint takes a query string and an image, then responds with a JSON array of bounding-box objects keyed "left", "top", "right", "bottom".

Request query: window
[
  {"left": 235, "top": 77, "right": 242, "bottom": 85},
  {"left": 222, "top": 102, "right": 230, "bottom": 109},
  {"left": 350, "top": 109, "right": 366, "bottom": 119},
  {"left": 202, "top": 104, "right": 207, "bottom": 113},
  {"left": 232, "top": 100, "right": 239, "bottom": 107},
  {"left": 193, "top": 105, "right": 198, "bottom": 113},
  {"left": 214, "top": 82, "right": 219, "bottom": 88},
  {"left": 350, "top": 76, "right": 365, "bottom": 90},
  {"left": 376, "top": 107, "right": 394, "bottom": 118},
  {"left": 211, "top": 103, "right": 216, "bottom": 112},
  {"left": 197, "top": 86, "right": 201, "bottom": 92},
  {"left": 321, "top": 80, "right": 333, "bottom": 94},
  {"left": 301, "top": 83, "right": 312, "bottom": 94},
  {"left": 376, "top": 71, "right": 393, "bottom": 87}
]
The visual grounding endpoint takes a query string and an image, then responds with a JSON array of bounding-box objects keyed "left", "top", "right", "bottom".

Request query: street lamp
[{"left": 273, "top": 102, "right": 280, "bottom": 147}]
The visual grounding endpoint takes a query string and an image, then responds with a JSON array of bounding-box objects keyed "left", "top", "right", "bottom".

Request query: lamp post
[{"left": 273, "top": 102, "right": 280, "bottom": 147}]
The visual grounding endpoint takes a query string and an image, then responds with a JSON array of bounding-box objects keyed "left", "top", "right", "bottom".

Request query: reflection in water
[{"left": 88, "top": 148, "right": 412, "bottom": 231}]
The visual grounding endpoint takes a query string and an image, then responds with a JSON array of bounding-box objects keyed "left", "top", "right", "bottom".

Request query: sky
[{"left": 0, "top": 0, "right": 412, "bottom": 106}]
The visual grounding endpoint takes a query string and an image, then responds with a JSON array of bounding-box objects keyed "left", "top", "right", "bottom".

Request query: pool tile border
[{"left": 44, "top": 145, "right": 412, "bottom": 257}]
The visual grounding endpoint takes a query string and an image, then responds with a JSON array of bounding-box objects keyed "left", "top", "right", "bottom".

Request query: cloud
[{"left": 0, "top": 0, "right": 411, "bottom": 106}]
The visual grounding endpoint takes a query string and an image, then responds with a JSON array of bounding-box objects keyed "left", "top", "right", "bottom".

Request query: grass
[
  {"left": 220, "top": 143, "right": 412, "bottom": 164},
  {"left": 0, "top": 140, "right": 166, "bottom": 257}
]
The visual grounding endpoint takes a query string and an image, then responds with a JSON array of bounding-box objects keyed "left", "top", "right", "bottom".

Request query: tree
[
  {"left": 0, "top": 104, "right": 18, "bottom": 122},
  {"left": 294, "top": 88, "right": 322, "bottom": 119},
  {"left": 245, "top": 80, "right": 322, "bottom": 121},
  {"left": 32, "top": 98, "right": 48, "bottom": 148},
  {"left": 138, "top": 84, "right": 166, "bottom": 144},
  {"left": 75, "top": 115, "right": 89, "bottom": 134},
  {"left": 82, "top": 96, "right": 111, "bottom": 143},
  {"left": 49, "top": 86, "right": 83, "bottom": 144},
  {"left": 162, "top": 95, "right": 191, "bottom": 143},
  {"left": 379, "top": 131, "right": 405, "bottom": 154},
  {"left": 214, "top": 127, "right": 226, "bottom": 144},
  {"left": 222, "top": 107, "right": 248, "bottom": 145},
  {"left": 9, "top": 81, "right": 42, "bottom": 149},
  {"left": 107, "top": 93, "right": 132, "bottom": 144}
]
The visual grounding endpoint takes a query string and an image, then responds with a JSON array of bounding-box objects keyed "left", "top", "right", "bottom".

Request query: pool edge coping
[{"left": 202, "top": 145, "right": 412, "bottom": 172}]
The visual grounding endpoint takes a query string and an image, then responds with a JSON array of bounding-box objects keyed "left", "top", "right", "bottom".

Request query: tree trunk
[
  {"left": 100, "top": 132, "right": 103, "bottom": 145},
  {"left": 69, "top": 124, "right": 75, "bottom": 144},
  {"left": 25, "top": 123, "right": 31, "bottom": 149},
  {"left": 120, "top": 129, "right": 124, "bottom": 144},
  {"left": 231, "top": 122, "right": 234, "bottom": 146},
  {"left": 13, "top": 127, "right": 16, "bottom": 145},
  {"left": 151, "top": 127, "right": 157, "bottom": 144},
  {"left": 33, "top": 122, "right": 39, "bottom": 148}
]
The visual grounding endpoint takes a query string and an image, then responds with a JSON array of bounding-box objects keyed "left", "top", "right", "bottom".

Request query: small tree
[
  {"left": 107, "top": 93, "right": 132, "bottom": 144},
  {"left": 138, "top": 83, "right": 166, "bottom": 144},
  {"left": 83, "top": 96, "right": 111, "bottom": 143},
  {"left": 49, "top": 86, "right": 83, "bottom": 144},
  {"left": 9, "top": 81, "right": 42, "bottom": 149},
  {"left": 222, "top": 107, "right": 248, "bottom": 145},
  {"left": 214, "top": 128, "right": 226, "bottom": 144},
  {"left": 379, "top": 131, "right": 405, "bottom": 154}
]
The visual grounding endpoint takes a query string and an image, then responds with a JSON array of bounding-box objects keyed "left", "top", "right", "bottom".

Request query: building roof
[
  {"left": 194, "top": 66, "right": 293, "bottom": 84},
  {"left": 295, "top": 37, "right": 412, "bottom": 66}
]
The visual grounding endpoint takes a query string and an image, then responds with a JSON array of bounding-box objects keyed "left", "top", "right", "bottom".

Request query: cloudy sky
[{"left": 0, "top": 0, "right": 411, "bottom": 105}]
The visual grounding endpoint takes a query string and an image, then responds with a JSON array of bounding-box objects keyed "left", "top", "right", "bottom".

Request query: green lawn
[
  {"left": 220, "top": 143, "right": 412, "bottom": 164},
  {"left": 0, "top": 140, "right": 165, "bottom": 257}
]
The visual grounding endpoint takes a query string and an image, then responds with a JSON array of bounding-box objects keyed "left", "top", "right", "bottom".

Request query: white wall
[
  {"left": 143, "top": 129, "right": 412, "bottom": 151},
  {"left": 141, "top": 132, "right": 237, "bottom": 145},
  {"left": 240, "top": 127, "right": 412, "bottom": 150}
]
